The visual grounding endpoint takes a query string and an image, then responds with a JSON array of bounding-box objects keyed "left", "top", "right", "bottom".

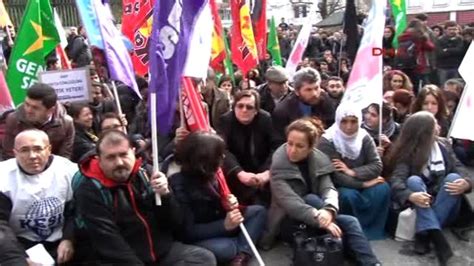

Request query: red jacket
[{"left": 398, "top": 31, "right": 435, "bottom": 74}]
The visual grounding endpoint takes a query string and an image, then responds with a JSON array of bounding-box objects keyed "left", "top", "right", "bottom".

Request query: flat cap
[{"left": 265, "top": 66, "right": 288, "bottom": 83}]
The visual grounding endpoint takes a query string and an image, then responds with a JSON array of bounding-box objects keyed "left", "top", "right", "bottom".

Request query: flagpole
[
  {"left": 111, "top": 81, "right": 127, "bottom": 134},
  {"left": 150, "top": 91, "right": 162, "bottom": 206},
  {"left": 448, "top": 84, "right": 468, "bottom": 139}
]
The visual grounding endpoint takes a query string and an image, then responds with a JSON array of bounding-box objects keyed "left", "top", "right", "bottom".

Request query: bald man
[{"left": 0, "top": 129, "right": 77, "bottom": 265}]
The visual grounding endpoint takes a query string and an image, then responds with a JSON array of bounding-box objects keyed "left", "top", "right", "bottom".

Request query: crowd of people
[{"left": 0, "top": 12, "right": 473, "bottom": 266}]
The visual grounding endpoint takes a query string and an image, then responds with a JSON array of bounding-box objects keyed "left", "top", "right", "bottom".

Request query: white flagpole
[
  {"left": 111, "top": 81, "right": 127, "bottom": 134},
  {"left": 150, "top": 92, "right": 162, "bottom": 205}
]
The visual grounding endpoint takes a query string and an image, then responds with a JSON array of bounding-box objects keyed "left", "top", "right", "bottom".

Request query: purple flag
[
  {"left": 148, "top": 0, "right": 207, "bottom": 133},
  {"left": 93, "top": 0, "right": 139, "bottom": 98}
]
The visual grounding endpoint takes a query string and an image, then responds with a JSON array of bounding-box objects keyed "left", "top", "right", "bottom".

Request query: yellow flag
[{"left": 0, "top": 0, "right": 13, "bottom": 28}]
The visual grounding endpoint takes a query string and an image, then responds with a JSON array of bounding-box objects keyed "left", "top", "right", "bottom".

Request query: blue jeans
[
  {"left": 304, "top": 194, "right": 379, "bottom": 265},
  {"left": 406, "top": 174, "right": 462, "bottom": 233},
  {"left": 437, "top": 68, "right": 459, "bottom": 86},
  {"left": 194, "top": 205, "right": 267, "bottom": 263}
]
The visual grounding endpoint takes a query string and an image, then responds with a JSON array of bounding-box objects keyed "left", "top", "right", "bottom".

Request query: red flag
[
  {"left": 210, "top": 0, "right": 226, "bottom": 72},
  {"left": 0, "top": 70, "right": 14, "bottom": 114},
  {"left": 231, "top": 0, "right": 258, "bottom": 75},
  {"left": 55, "top": 46, "right": 71, "bottom": 70},
  {"left": 122, "top": 0, "right": 155, "bottom": 75},
  {"left": 181, "top": 77, "right": 232, "bottom": 205},
  {"left": 251, "top": 0, "right": 267, "bottom": 60}
]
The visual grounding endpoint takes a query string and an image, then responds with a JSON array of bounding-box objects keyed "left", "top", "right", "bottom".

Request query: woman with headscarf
[
  {"left": 318, "top": 104, "right": 390, "bottom": 240},
  {"left": 388, "top": 111, "right": 472, "bottom": 265}
]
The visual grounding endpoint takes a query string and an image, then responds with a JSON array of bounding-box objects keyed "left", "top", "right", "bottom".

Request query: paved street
[{"left": 251, "top": 168, "right": 474, "bottom": 266}]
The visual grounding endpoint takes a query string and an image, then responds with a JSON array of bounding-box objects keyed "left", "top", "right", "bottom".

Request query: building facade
[{"left": 406, "top": 0, "right": 474, "bottom": 26}]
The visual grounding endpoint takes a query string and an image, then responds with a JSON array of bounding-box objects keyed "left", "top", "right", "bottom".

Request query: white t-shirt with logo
[{"left": 0, "top": 155, "right": 78, "bottom": 242}]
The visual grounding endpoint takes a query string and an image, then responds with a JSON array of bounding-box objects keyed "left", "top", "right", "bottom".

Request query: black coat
[
  {"left": 436, "top": 36, "right": 465, "bottom": 69},
  {"left": 217, "top": 110, "right": 279, "bottom": 204},
  {"left": 169, "top": 172, "right": 228, "bottom": 243},
  {"left": 257, "top": 83, "right": 291, "bottom": 114},
  {"left": 272, "top": 92, "right": 336, "bottom": 145},
  {"left": 72, "top": 124, "right": 97, "bottom": 163}
]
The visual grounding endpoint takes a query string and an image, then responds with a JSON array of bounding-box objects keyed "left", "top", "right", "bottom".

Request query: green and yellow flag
[
  {"left": 223, "top": 34, "right": 235, "bottom": 86},
  {"left": 390, "top": 0, "right": 407, "bottom": 48},
  {"left": 267, "top": 16, "right": 282, "bottom": 66},
  {"left": 6, "top": 0, "right": 60, "bottom": 106}
]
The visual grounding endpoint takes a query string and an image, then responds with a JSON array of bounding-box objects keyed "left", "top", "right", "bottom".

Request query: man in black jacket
[
  {"left": 73, "top": 130, "right": 215, "bottom": 265},
  {"left": 436, "top": 21, "right": 464, "bottom": 85},
  {"left": 67, "top": 26, "right": 92, "bottom": 68},
  {"left": 257, "top": 66, "right": 292, "bottom": 114},
  {"left": 272, "top": 67, "right": 336, "bottom": 144}
]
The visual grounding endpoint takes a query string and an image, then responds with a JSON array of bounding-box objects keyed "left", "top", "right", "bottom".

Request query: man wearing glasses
[
  {"left": 0, "top": 129, "right": 77, "bottom": 264},
  {"left": 2, "top": 83, "right": 75, "bottom": 160}
]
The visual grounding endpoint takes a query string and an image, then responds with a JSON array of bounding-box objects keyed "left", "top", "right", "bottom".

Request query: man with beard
[
  {"left": 272, "top": 68, "right": 336, "bottom": 144},
  {"left": 325, "top": 76, "right": 345, "bottom": 107},
  {"left": 72, "top": 130, "right": 215, "bottom": 265}
]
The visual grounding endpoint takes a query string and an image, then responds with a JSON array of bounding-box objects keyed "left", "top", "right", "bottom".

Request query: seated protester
[
  {"left": 388, "top": 111, "right": 472, "bottom": 265},
  {"left": 170, "top": 132, "right": 267, "bottom": 265},
  {"left": 72, "top": 130, "right": 215, "bottom": 265},
  {"left": 257, "top": 66, "right": 292, "bottom": 114},
  {"left": 262, "top": 118, "right": 381, "bottom": 265},
  {"left": 392, "top": 89, "right": 414, "bottom": 124},
  {"left": 442, "top": 90, "right": 459, "bottom": 121},
  {"left": 325, "top": 76, "right": 345, "bottom": 108},
  {"left": 2, "top": 83, "right": 75, "bottom": 160},
  {"left": 272, "top": 67, "right": 336, "bottom": 145},
  {"left": 318, "top": 105, "right": 390, "bottom": 240},
  {"left": 317, "top": 60, "right": 333, "bottom": 81},
  {"left": 217, "top": 90, "right": 279, "bottom": 206},
  {"left": 0, "top": 130, "right": 77, "bottom": 264},
  {"left": 70, "top": 102, "right": 98, "bottom": 163},
  {"left": 100, "top": 112, "right": 127, "bottom": 133},
  {"left": 443, "top": 78, "right": 464, "bottom": 99},
  {"left": 411, "top": 85, "right": 450, "bottom": 137},
  {"left": 362, "top": 102, "right": 400, "bottom": 158},
  {"left": 89, "top": 81, "right": 116, "bottom": 133},
  {"left": 202, "top": 69, "right": 231, "bottom": 130},
  {"left": 219, "top": 75, "right": 236, "bottom": 103}
]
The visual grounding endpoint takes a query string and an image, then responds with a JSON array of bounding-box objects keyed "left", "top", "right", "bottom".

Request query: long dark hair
[
  {"left": 387, "top": 111, "right": 436, "bottom": 172},
  {"left": 411, "top": 84, "right": 448, "bottom": 122},
  {"left": 175, "top": 132, "right": 226, "bottom": 181}
]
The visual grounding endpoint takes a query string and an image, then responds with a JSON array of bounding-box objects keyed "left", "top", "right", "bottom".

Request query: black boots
[
  {"left": 414, "top": 233, "right": 431, "bottom": 255},
  {"left": 427, "top": 229, "right": 453, "bottom": 266}
]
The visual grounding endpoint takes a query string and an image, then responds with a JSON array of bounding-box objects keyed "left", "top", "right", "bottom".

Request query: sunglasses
[{"left": 236, "top": 103, "right": 255, "bottom": 111}]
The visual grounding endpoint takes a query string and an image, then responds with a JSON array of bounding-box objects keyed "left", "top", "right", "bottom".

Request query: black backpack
[{"left": 394, "top": 39, "right": 417, "bottom": 70}]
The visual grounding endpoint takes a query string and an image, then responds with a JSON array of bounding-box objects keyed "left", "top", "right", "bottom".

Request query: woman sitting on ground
[
  {"left": 170, "top": 132, "right": 267, "bottom": 266},
  {"left": 388, "top": 111, "right": 472, "bottom": 265},
  {"left": 263, "top": 117, "right": 381, "bottom": 265},
  {"left": 70, "top": 102, "right": 98, "bottom": 163},
  {"left": 318, "top": 104, "right": 390, "bottom": 240}
]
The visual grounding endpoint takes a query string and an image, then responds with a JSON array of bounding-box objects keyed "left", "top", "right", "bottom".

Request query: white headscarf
[{"left": 323, "top": 104, "right": 369, "bottom": 160}]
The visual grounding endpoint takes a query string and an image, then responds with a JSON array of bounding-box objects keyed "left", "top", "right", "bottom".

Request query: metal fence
[{"left": 4, "top": 0, "right": 123, "bottom": 28}]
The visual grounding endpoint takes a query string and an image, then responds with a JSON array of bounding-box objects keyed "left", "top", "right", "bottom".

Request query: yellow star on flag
[
  {"left": 392, "top": 0, "right": 402, "bottom": 9},
  {"left": 23, "top": 20, "right": 53, "bottom": 56}
]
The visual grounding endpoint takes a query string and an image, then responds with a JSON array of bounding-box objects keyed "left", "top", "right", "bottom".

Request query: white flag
[
  {"left": 449, "top": 42, "right": 474, "bottom": 140},
  {"left": 285, "top": 20, "right": 311, "bottom": 79},
  {"left": 53, "top": 8, "right": 68, "bottom": 49},
  {"left": 340, "top": 0, "right": 386, "bottom": 111},
  {"left": 183, "top": 0, "right": 213, "bottom": 79}
]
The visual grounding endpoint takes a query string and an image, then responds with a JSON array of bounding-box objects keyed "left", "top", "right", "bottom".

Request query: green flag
[
  {"left": 223, "top": 34, "right": 235, "bottom": 86},
  {"left": 6, "top": 0, "right": 60, "bottom": 106},
  {"left": 390, "top": 0, "right": 407, "bottom": 48},
  {"left": 267, "top": 16, "right": 282, "bottom": 66}
]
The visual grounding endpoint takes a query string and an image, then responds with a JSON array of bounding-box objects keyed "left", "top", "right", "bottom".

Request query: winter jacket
[
  {"left": 272, "top": 92, "right": 336, "bottom": 145},
  {"left": 217, "top": 110, "right": 279, "bottom": 203},
  {"left": 169, "top": 172, "right": 228, "bottom": 243},
  {"left": 2, "top": 104, "right": 74, "bottom": 160},
  {"left": 202, "top": 87, "right": 230, "bottom": 130},
  {"left": 318, "top": 135, "right": 383, "bottom": 189},
  {"left": 265, "top": 144, "right": 338, "bottom": 240},
  {"left": 390, "top": 138, "right": 472, "bottom": 209},
  {"left": 72, "top": 123, "right": 97, "bottom": 163},
  {"left": 67, "top": 35, "right": 92, "bottom": 67},
  {"left": 397, "top": 31, "right": 435, "bottom": 74},
  {"left": 73, "top": 157, "right": 183, "bottom": 264},
  {"left": 436, "top": 35, "right": 465, "bottom": 69},
  {"left": 257, "top": 83, "right": 292, "bottom": 114}
]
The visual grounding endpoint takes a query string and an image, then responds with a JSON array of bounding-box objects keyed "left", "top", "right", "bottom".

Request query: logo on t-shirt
[{"left": 19, "top": 197, "right": 63, "bottom": 240}]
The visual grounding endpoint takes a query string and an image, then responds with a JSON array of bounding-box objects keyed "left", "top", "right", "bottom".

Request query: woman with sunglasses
[
  {"left": 216, "top": 90, "right": 279, "bottom": 206},
  {"left": 318, "top": 104, "right": 390, "bottom": 240}
]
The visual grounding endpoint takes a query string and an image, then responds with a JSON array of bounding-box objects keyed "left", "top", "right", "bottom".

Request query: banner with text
[{"left": 39, "top": 67, "right": 91, "bottom": 103}]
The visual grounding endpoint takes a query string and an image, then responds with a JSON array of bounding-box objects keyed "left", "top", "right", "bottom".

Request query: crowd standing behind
[{"left": 0, "top": 13, "right": 473, "bottom": 266}]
